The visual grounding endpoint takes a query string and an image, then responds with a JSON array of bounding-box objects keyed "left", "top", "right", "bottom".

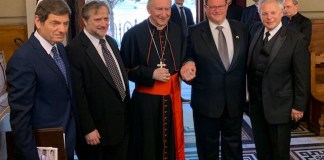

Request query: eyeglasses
[{"left": 205, "top": 4, "right": 226, "bottom": 11}]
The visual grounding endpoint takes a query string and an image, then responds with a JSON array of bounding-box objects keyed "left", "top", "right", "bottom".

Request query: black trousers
[
  {"left": 249, "top": 101, "right": 291, "bottom": 160},
  {"left": 193, "top": 109, "right": 243, "bottom": 160},
  {"left": 75, "top": 134, "right": 128, "bottom": 160}
]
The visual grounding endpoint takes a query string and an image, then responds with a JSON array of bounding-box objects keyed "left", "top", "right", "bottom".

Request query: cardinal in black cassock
[{"left": 120, "top": 0, "right": 186, "bottom": 159}]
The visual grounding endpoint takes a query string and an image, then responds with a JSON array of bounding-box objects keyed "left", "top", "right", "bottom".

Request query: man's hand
[
  {"left": 153, "top": 68, "right": 170, "bottom": 82},
  {"left": 291, "top": 109, "right": 304, "bottom": 121},
  {"left": 181, "top": 61, "right": 196, "bottom": 81},
  {"left": 85, "top": 129, "right": 101, "bottom": 145}
]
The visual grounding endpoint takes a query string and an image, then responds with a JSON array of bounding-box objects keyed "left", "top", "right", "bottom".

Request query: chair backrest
[{"left": 311, "top": 52, "right": 324, "bottom": 101}]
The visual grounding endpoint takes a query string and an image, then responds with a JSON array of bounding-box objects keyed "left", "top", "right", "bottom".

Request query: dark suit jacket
[
  {"left": 186, "top": 20, "right": 248, "bottom": 118},
  {"left": 227, "top": 4, "right": 243, "bottom": 21},
  {"left": 65, "top": 31, "right": 129, "bottom": 146},
  {"left": 6, "top": 33, "right": 75, "bottom": 159},
  {"left": 241, "top": 4, "right": 261, "bottom": 31},
  {"left": 282, "top": 12, "right": 312, "bottom": 46},
  {"left": 170, "top": 4, "right": 195, "bottom": 29},
  {"left": 247, "top": 25, "right": 310, "bottom": 124}
]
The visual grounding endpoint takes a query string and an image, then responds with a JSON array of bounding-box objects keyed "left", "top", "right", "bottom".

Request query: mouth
[{"left": 55, "top": 35, "right": 65, "bottom": 39}]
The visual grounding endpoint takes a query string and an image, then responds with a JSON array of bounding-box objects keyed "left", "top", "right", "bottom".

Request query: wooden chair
[{"left": 308, "top": 51, "right": 324, "bottom": 136}]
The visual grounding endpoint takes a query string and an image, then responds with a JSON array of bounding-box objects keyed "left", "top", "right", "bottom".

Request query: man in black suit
[
  {"left": 282, "top": 0, "right": 312, "bottom": 48},
  {"left": 6, "top": 0, "right": 76, "bottom": 159},
  {"left": 241, "top": 0, "right": 261, "bottom": 31},
  {"left": 170, "top": 0, "right": 195, "bottom": 36},
  {"left": 226, "top": 0, "right": 243, "bottom": 21},
  {"left": 65, "top": 1, "right": 130, "bottom": 159},
  {"left": 181, "top": 0, "right": 248, "bottom": 159},
  {"left": 247, "top": 0, "right": 310, "bottom": 159}
]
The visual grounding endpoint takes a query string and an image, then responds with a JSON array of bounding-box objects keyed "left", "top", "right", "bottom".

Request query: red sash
[{"left": 136, "top": 73, "right": 184, "bottom": 160}]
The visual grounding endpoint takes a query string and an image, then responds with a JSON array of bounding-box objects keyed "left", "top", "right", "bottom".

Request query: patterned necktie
[
  {"left": 51, "top": 46, "right": 67, "bottom": 83},
  {"left": 180, "top": 6, "right": 188, "bottom": 36},
  {"left": 99, "top": 39, "right": 126, "bottom": 101},
  {"left": 264, "top": 31, "right": 270, "bottom": 46},
  {"left": 216, "top": 26, "right": 230, "bottom": 70}
]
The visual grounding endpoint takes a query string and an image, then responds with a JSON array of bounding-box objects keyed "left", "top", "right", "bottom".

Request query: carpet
[{"left": 183, "top": 107, "right": 324, "bottom": 160}]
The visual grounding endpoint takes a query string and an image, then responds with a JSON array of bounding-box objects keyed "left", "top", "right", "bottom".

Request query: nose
[
  {"left": 100, "top": 18, "right": 109, "bottom": 27},
  {"left": 58, "top": 24, "right": 68, "bottom": 34}
]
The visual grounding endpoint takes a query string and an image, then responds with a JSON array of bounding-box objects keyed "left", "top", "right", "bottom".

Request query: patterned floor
[
  {"left": 72, "top": 83, "right": 324, "bottom": 160},
  {"left": 183, "top": 103, "right": 324, "bottom": 160}
]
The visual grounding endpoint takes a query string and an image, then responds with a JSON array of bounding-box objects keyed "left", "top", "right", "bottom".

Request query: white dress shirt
[
  {"left": 209, "top": 19, "right": 234, "bottom": 63},
  {"left": 84, "top": 29, "right": 126, "bottom": 91}
]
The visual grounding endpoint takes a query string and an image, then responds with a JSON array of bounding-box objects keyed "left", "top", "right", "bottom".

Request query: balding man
[{"left": 283, "top": 0, "right": 312, "bottom": 46}]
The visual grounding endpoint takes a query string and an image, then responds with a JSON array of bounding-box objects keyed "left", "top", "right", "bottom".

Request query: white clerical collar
[
  {"left": 148, "top": 18, "right": 166, "bottom": 30},
  {"left": 34, "top": 30, "right": 56, "bottom": 55}
]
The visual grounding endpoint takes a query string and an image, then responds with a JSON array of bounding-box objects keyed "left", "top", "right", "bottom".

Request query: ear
[
  {"left": 34, "top": 15, "right": 41, "bottom": 30},
  {"left": 147, "top": 6, "right": 151, "bottom": 14},
  {"left": 82, "top": 18, "right": 87, "bottom": 27}
]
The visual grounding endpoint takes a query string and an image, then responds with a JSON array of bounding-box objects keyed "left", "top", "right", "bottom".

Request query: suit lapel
[
  {"left": 30, "top": 35, "right": 68, "bottom": 86},
  {"left": 172, "top": 4, "right": 181, "bottom": 24},
  {"left": 105, "top": 36, "right": 129, "bottom": 89},
  {"left": 200, "top": 21, "right": 225, "bottom": 71},
  {"left": 247, "top": 27, "right": 263, "bottom": 68},
  {"left": 80, "top": 32, "right": 125, "bottom": 94},
  {"left": 266, "top": 27, "right": 286, "bottom": 70},
  {"left": 228, "top": 21, "right": 240, "bottom": 71}
]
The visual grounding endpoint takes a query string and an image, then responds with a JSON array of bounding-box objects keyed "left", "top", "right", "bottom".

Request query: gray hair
[
  {"left": 292, "top": 0, "right": 298, "bottom": 5},
  {"left": 258, "top": 0, "right": 283, "bottom": 13}
]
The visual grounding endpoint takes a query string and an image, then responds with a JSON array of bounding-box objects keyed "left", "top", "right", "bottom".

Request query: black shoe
[{"left": 181, "top": 97, "right": 190, "bottom": 103}]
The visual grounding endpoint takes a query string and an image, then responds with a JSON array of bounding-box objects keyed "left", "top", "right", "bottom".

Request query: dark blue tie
[
  {"left": 99, "top": 39, "right": 126, "bottom": 101},
  {"left": 180, "top": 6, "right": 188, "bottom": 36},
  {"left": 51, "top": 46, "right": 67, "bottom": 83}
]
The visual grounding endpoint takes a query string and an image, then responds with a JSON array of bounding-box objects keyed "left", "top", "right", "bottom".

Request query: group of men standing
[{"left": 6, "top": 0, "right": 311, "bottom": 160}]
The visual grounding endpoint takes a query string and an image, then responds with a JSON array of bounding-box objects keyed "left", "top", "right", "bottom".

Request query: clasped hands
[
  {"left": 153, "top": 68, "right": 171, "bottom": 82},
  {"left": 180, "top": 61, "right": 196, "bottom": 81},
  {"left": 153, "top": 61, "right": 196, "bottom": 82}
]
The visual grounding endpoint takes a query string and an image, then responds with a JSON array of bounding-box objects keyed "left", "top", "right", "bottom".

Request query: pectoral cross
[{"left": 157, "top": 61, "right": 167, "bottom": 68}]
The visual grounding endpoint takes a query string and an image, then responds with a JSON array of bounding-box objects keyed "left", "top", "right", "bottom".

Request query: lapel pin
[{"left": 236, "top": 36, "right": 239, "bottom": 39}]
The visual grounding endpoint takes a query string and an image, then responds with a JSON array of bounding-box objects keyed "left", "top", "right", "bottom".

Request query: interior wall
[
  {"left": 245, "top": 0, "right": 324, "bottom": 19},
  {"left": 0, "top": 0, "right": 26, "bottom": 25},
  {"left": 1, "top": 0, "right": 323, "bottom": 36}
]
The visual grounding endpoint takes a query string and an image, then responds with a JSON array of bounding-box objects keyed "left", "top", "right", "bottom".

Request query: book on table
[{"left": 6, "top": 127, "right": 66, "bottom": 160}]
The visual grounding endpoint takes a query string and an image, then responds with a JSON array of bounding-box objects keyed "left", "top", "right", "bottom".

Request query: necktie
[
  {"left": 180, "top": 7, "right": 188, "bottom": 36},
  {"left": 264, "top": 31, "right": 270, "bottom": 46},
  {"left": 216, "top": 26, "right": 230, "bottom": 70},
  {"left": 99, "top": 39, "right": 126, "bottom": 101},
  {"left": 51, "top": 46, "right": 67, "bottom": 83}
]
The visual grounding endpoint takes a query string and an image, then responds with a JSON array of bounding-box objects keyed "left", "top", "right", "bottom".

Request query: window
[{"left": 92, "top": 0, "right": 196, "bottom": 46}]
